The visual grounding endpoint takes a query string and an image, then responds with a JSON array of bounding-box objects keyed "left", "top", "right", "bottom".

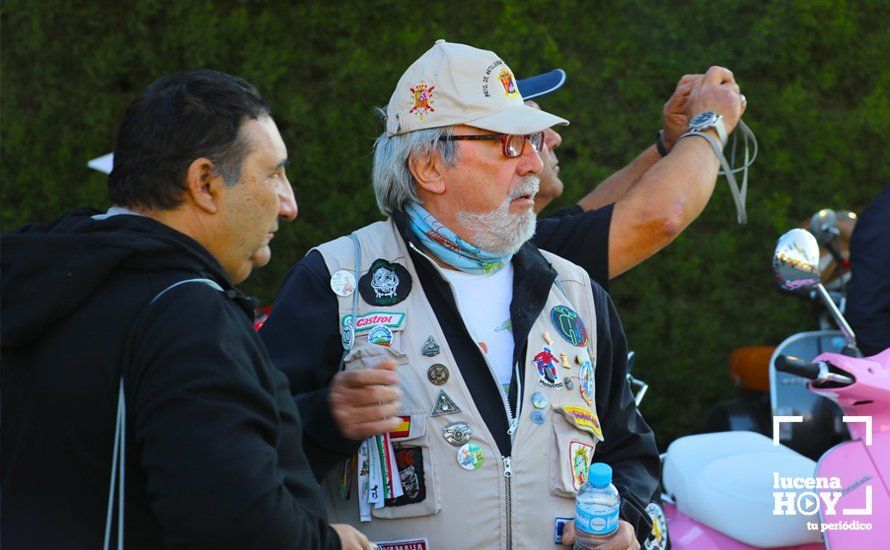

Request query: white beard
[{"left": 455, "top": 176, "right": 540, "bottom": 256}]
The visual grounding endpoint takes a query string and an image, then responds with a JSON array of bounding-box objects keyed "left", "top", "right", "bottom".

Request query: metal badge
[
  {"left": 531, "top": 391, "right": 549, "bottom": 409},
  {"left": 341, "top": 321, "right": 355, "bottom": 351},
  {"left": 329, "top": 269, "right": 356, "bottom": 297},
  {"left": 564, "top": 377, "right": 575, "bottom": 390},
  {"left": 530, "top": 410, "right": 546, "bottom": 424},
  {"left": 456, "top": 442, "right": 485, "bottom": 471},
  {"left": 368, "top": 324, "right": 394, "bottom": 347},
  {"left": 427, "top": 363, "right": 449, "bottom": 385},
  {"left": 443, "top": 421, "right": 472, "bottom": 447},
  {"left": 421, "top": 335, "right": 440, "bottom": 357},
  {"left": 430, "top": 389, "right": 461, "bottom": 417},
  {"left": 560, "top": 352, "right": 572, "bottom": 369}
]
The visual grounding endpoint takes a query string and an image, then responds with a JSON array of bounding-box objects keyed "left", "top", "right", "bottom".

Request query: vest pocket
[
  {"left": 371, "top": 413, "right": 441, "bottom": 519},
  {"left": 549, "top": 413, "right": 600, "bottom": 497}
]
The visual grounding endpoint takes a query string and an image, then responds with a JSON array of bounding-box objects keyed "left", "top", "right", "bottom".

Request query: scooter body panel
[{"left": 664, "top": 502, "right": 824, "bottom": 550}]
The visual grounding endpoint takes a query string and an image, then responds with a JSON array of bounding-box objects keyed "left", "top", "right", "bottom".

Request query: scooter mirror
[{"left": 772, "top": 228, "right": 821, "bottom": 294}]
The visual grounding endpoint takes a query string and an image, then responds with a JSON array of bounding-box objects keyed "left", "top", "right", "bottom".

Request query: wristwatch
[{"left": 688, "top": 111, "right": 728, "bottom": 146}]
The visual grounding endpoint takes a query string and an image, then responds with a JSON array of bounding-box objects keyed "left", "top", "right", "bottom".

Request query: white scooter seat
[{"left": 663, "top": 431, "right": 823, "bottom": 548}]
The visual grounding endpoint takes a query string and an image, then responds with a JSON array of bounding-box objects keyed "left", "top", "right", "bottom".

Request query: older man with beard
[{"left": 261, "top": 40, "right": 660, "bottom": 548}]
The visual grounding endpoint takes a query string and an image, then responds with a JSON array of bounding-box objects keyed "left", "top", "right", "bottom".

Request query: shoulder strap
[{"left": 103, "top": 278, "right": 223, "bottom": 550}]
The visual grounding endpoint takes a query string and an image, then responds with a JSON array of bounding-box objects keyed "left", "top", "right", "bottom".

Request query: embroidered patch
[
  {"left": 579, "top": 360, "right": 594, "bottom": 406},
  {"left": 498, "top": 67, "right": 519, "bottom": 97},
  {"left": 383, "top": 446, "right": 426, "bottom": 508},
  {"left": 376, "top": 538, "right": 429, "bottom": 550},
  {"left": 533, "top": 345, "right": 563, "bottom": 388},
  {"left": 421, "top": 335, "right": 440, "bottom": 357},
  {"left": 555, "top": 405, "right": 603, "bottom": 440},
  {"left": 359, "top": 259, "right": 412, "bottom": 307},
  {"left": 368, "top": 324, "right": 394, "bottom": 347},
  {"left": 550, "top": 305, "right": 589, "bottom": 347},
  {"left": 389, "top": 416, "right": 411, "bottom": 439},
  {"left": 329, "top": 269, "right": 356, "bottom": 297},
  {"left": 430, "top": 389, "right": 461, "bottom": 416},
  {"left": 341, "top": 311, "right": 406, "bottom": 333},
  {"left": 409, "top": 81, "right": 435, "bottom": 120},
  {"left": 554, "top": 516, "right": 573, "bottom": 544},
  {"left": 570, "top": 440, "right": 595, "bottom": 491}
]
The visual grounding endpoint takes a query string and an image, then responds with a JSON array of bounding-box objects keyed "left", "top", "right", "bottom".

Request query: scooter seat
[{"left": 663, "top": 431, "right": 823, "bottom": 548}]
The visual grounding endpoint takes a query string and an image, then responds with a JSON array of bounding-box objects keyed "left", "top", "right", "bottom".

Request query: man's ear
[
  {"left": 184, "top": 157, "right": 222, "bottom": 214},
  {"left": 408, "top": 149, "right": 446, "bottom": 195}
]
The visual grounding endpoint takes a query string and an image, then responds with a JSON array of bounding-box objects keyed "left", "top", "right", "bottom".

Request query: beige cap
[{"left": 385, "top": 39, "right": 569, "bottom": 136}]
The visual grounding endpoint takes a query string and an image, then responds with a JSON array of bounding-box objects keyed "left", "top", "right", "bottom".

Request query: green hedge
[{"left": 3, "top": 0, "right": 887, "bottom": 447}]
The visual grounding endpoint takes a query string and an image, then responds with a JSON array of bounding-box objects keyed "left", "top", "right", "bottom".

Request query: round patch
[
  {"left": 579, "top": 361, "right": 594, "bottom": 405},
  {"left": 329, "top": 269, "right": 356, "bottom": 297},
  {"left": 550, "top": 305, "right": 589, "bottom": 347},
  {"left": 443, "top": 421, "right": 472, "bottom": 447},
  {"left": 368, "top": 324, "right": 394, "bottom": 347},
  {"left": 531, "top": 391, "right": 549, "bottom": 409},
  {"left": 359, "top": 259, "right": 412, "bottom": 306},
  {"left": 427, "top": 364, "right": 449, "bottom": 385},
  {"left": 456, "top": 443, "right": 485, "bottom": 471},
  {"left": 530, "top": 410, "right": 546, "bottom": 424}
]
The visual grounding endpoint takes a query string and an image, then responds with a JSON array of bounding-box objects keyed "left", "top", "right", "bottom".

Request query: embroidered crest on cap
[
  {"left": 359, "top": 259, "right": 412, "bottom": 306},
  {"left": 555, "top": 405, "right": 603, "bottom": 440},
  {"left": 570, "top": 440, "right": 594, "bottom": 491},
  {"left": 409, "top": 82, "right": 435, "bottom": 119},
  {"left": 430, "top": 389, "right": 461, "bottom": 416},
  {"left": 498, "top": 67, "right": 518, "bottom": 97}
]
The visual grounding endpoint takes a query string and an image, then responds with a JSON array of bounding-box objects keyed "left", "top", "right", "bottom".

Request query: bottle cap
[{"left": 588, "top": 462, "right": 612, "bottom": 487}]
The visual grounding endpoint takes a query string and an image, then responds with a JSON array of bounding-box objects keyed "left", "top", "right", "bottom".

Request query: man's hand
[
  {"left": 332, "top": 523, "right": 376, "bottom": 550},
  {"left": 329, "top": 359, "right": 402, "bottom": 440},
  {"left": 561, "top": 520, "right": 640, "bottom": 550},
  {"left": 684, "top": 65, "right": 746, "bottom": 135},
  {"left": 661, "top": 74, "right": 699, "bottom": 150}
]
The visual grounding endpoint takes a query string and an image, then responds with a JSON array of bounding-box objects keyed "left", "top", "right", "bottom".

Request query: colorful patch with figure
[
  {"left": 579, "top": 360, "right": 594, "bottom": 405},
  {"left": 555, "top": 405, "right": 604, "bottom": 440},
  {"left": 498, "top": 68, "right": 519, "bottom": 97},
  {"left": 550, "top": 305, "right": 589, "bottom": 347},
  {"left": 570, "top": 440, "right": 594, "bottom": 491},
  {"left": 533, "top": 345, "right": 563, "bottom": 388}
]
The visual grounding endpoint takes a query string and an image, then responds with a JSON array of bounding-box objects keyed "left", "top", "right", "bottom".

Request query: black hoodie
[{"left": 1, "top": 208, "right": 340, "bottom": 549}]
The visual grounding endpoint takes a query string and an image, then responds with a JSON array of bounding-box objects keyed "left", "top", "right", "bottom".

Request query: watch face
[{"left": 690, "top": 111, "right": 718, "bottom": 128}]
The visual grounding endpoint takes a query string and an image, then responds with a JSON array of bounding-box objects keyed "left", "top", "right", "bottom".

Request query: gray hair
[{"left": 371, "top": 109, "right": 459, "bottom": 216}]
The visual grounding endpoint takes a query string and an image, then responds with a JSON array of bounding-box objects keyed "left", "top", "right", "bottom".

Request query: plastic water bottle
[{"left": 574, "top": 462, "right": 620, "bottom": 549}]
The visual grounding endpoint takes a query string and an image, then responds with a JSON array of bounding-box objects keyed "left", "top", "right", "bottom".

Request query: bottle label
[{"left": 575, "top": 504, "right": 619, "bottom": 536}]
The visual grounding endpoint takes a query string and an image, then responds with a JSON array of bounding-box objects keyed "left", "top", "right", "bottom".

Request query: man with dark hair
[
  {"left": 1, "top": 70, "right": 370, "bottom": 549},
  {"left": 520, "top": 69, "right": 747, "bottom": 289}
]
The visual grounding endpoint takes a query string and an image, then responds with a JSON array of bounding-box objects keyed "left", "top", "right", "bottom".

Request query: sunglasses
[{"left": 439, "top": 131, "right": 545, "bottom": 159}]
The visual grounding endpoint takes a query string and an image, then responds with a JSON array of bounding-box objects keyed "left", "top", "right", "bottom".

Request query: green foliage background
[{"left": 3, "top": 0, "right": 888, "bottom": 448}]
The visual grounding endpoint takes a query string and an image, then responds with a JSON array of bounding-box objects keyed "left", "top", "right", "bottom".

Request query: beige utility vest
[{"left": 315, "top": 220, "right": 604, "bottom": 549}]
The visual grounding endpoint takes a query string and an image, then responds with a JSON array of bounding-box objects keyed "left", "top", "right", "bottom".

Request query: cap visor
[
  {"left": 517, "top": 69, "right": 566, "bottom": 101},
  {"left": 466, "top": 103, "right": 568, "bottom": 135}
]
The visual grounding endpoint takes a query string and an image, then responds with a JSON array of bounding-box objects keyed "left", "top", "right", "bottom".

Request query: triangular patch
[{"left": 430, "top": 389, "right": 461, "bottom": 417}]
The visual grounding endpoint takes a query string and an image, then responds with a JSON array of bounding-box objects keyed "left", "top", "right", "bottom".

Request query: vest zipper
[
  {"left": 408, "top": 242, "right": 520, "bottom": 436},
  {"left": 503, "top": 456, "right": 513, "bottom": 549}
]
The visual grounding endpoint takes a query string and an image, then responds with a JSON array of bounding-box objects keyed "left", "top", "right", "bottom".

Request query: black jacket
[
  {"left": 260, "top": 213, "right": 659, "bottom": 542},
  {"left": 536, "top": 204, "right": 613, "bottom": 291},
  {"left": 1, "top": 208, "right": 340, "bottom": 549}
]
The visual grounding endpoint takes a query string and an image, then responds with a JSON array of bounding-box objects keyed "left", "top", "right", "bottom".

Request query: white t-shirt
[{"left": 440, "top": 264, "right": 515, "bottom": 395}]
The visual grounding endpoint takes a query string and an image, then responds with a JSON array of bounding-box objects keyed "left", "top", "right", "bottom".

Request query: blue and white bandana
[{"left": 405, "top": 202, "right": 511, "bottom": 275}]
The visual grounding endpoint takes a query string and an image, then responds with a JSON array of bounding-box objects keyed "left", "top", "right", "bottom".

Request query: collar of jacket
[{"left": 391, "top": 210, "right": 558, "bottom": 359}]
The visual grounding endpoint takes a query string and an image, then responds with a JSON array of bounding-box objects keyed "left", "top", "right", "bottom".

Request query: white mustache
[{"left": 509, "top": 176, "right": 540, "bottom": 201}]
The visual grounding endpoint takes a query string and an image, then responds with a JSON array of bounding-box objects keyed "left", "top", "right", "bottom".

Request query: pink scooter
[{"left": 658, "top": 229, "right": 889, "bottom": 549}]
